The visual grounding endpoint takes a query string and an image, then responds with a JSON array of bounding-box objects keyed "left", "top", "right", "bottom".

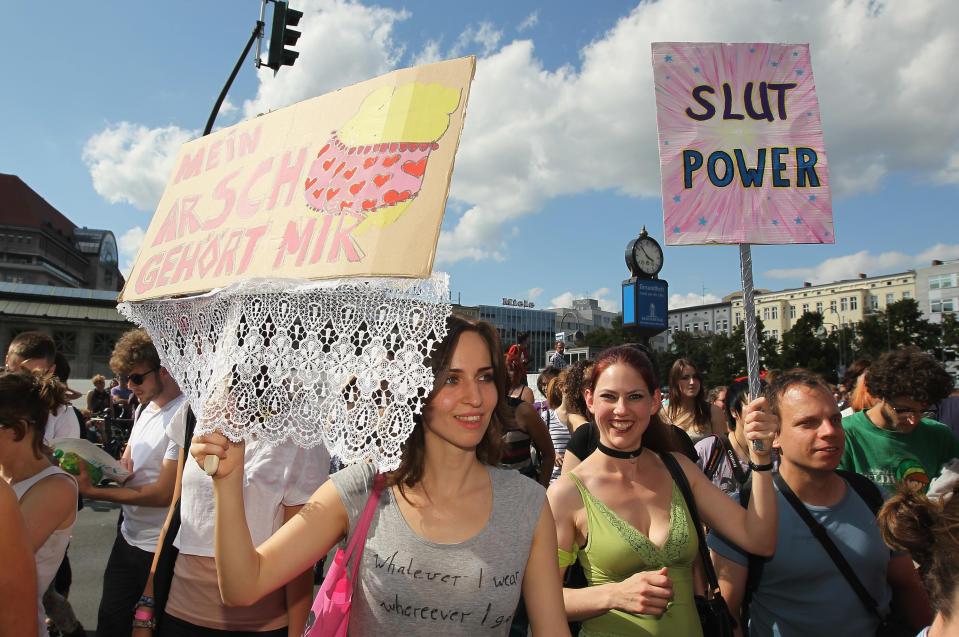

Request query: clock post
[{"left": 622, "top": 226, "right": 668, "bottom": 349}]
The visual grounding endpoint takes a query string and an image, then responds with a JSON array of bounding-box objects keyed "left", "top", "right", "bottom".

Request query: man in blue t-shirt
[{"left": 708, "top": 370, "right": 931, "bottom": 637}]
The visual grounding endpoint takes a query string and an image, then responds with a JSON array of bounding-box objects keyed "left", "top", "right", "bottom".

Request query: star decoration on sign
[
  {"left": 665, "top": 55, "right": 673, "bottom": 62},
  {"left": 809, "top": 195, "right": 816, "bottom": 201},
  {"left": 673, "top": 195, "right": 681, "bottom": 202},
  {"left": 698, "top": 217, "right": 707, "bottom": 226},
  {"left": 794, "top": 217, "right": 803, "bottom": 224}
]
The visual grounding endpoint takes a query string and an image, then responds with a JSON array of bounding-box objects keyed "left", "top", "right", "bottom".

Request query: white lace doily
[{"left": 118, "top": 275, "right": 451, "bottom": 471}]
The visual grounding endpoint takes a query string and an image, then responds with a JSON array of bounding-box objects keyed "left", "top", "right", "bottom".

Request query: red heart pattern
[{"left": 304, "top": 133, "right": 440, "bottom": 215}]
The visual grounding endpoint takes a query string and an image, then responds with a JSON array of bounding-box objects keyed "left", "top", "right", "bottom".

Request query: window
[
  {"left": 789, "top": 305, "right": 796, "bottom": 319},
  {"left": 763, "top": 307, "right": 770, "bottom": 320},
  {"left": 772, "top": 330, "right": 779, "bottom": 339},
  {"left": 841, "top": 297, "right": 848, "bottom": 311},
  {"left": 816, "top": 302, "right": 823, "bottom": 313},
  {"left": 933, "top": 299, "right": 957, "bottom": 313},
  {"left": 903, "top": 291, "right": 911, "bottom": 299},
  {"left": 764, "top": 330, "right": 771, "bottom": 338},
  {"left": 735, "top": 312, "right": 742, "bottom": 324},
  {"left": 693, "top": 323, "right": 699, "bottom": 332},
  {"left": 53, "top": 331, "right": 76, "bottom": 357},
  {"left": 930, "top": 274, "right": 955, "bottom": 289},
  {"left": 850, "top": 297, "right": 858, "bottom": 310},
  {"left": 771, "top": 307, "right": 778, "bottom": 319},
  {"left": 871, "top": 295, "right": 879, "bottom": 309},
  {"left": 886, "top": 293, "right": 895, "bottom": 304},
  {"left": 703, "top": 322, "right": 710, "bottom": 332},
  {"left": 802, "top": 303, "right": 809, "bottom": 313},
  {"left": 830, "top": 300, "right": 837, "bottom": 313},
  {"left": 722, "top": 319, "right": 729, "bottom": 330}
]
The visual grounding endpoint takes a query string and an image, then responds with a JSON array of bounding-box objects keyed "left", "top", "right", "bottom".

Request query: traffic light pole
[{"left": 203, "top": 21, "right": 264, "bottom": 137}]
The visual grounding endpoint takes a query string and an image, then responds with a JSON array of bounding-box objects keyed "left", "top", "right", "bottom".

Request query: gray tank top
[{"left": 331, "top": 461, "right": 545, "bottom": 636}]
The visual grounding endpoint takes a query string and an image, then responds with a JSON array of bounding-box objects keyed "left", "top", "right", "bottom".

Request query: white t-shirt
[
  {"left": 165, "top": 401, "right": 331, "bottom": 556},
  {"left": 120, "top": 394, "right": 186, "bottom": 551},
  {"left": 44, "top": 405, "right": 80, "bottom": 445}
]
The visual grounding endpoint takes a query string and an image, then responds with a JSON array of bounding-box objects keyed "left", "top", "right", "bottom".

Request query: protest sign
[
  {"left": 651, "top": 43, "right": 832, "bottom": 246},
  {"left": 120, "top": 56, "right": 475, "bottom": 302}
]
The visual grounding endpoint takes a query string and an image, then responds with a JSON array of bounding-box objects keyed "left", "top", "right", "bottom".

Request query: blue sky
[{"left": 4, "top": 0, "right": 958, "bottom": 311}]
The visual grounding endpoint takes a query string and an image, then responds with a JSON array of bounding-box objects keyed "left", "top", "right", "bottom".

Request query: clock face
[{"left": 633, "top": 237, "right": 663, "bottom": 275}]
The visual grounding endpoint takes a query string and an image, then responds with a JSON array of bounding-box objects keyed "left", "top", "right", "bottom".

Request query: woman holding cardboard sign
[{"left": 192, "top": 316, "right": 570, "bottom": 635}]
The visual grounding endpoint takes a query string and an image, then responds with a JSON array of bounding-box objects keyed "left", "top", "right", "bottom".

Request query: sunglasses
[
  {"left": 128, "top": 369, "right": 158, "bottom": 385},
  {"left": 888, "top": 404, "right": 934, "bottom": 419}
]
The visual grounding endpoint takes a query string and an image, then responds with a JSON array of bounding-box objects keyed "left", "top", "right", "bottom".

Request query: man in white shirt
[
  {"left": 75, "top": 329, "right": 185, "bottom": 637},
  {"left": 4, "top": 331, "right": 80, "bottom": 443}
]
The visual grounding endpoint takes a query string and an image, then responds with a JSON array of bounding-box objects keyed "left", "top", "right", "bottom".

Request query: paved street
[{"left": 67, "top": 498, "right": 121, "bottom": 634}]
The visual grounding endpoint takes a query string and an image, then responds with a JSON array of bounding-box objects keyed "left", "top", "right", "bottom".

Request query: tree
[
  {"left": 855, "top": 299, "right": 940, "bottom": 359},
  {"left": 583, "top": 315, "right": 631, "bottom": 349},
  {"left": 779, "top": 311, "right": 831, "bottom": 377}
]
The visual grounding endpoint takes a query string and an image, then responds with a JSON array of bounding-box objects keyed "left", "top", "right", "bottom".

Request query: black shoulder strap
[
  {"left": 773, "top": 472, "right": 884, "bottom": 621},
  {"left": 703, "top": 434, "right": 726, "bottom": 481},
  {"left": 836, "top": 469, "right": 883, "bottom": 515},
  {"left": 659, "top": 451, "right": 722, "bottom": 594},
  {"left": 737, "top": 473, "right": 764, "bottom": 629}
]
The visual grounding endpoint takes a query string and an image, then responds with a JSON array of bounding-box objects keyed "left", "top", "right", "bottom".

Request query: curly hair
[
  {"left": 387, "top": 315, "right": 506, "bottom": 491},
  {"left": 865, "top": 347, "right": 954, "bottom": 405},
  {"left": 110, "top": 329, "right": 161, "bottom": 376},
  {"left": 562, "top": 358, "right": 594, "bottom": 418},
  {"left": 0, "top": 370, "right": 68, "bottom": 458},
  {"left": 879, "top": 486, "right": 959, "bottom": 619}
]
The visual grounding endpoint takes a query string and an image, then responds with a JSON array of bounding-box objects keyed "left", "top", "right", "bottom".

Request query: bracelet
[
  {"left": 134, "top": 608, "right": 155, "bottom": 621},
  {"left": 136, "top": 594, "right": 155, "bottom": 609},
  {"left": 749, "top": 460, "right": 774, "bottom": 472},
  {"left": 132, "top": 617, "right": 157, "bottom": 630}
]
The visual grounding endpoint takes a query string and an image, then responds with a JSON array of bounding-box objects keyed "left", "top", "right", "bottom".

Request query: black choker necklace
[{"left": 597, "top": 442, "right": 644, "bottom": 459}]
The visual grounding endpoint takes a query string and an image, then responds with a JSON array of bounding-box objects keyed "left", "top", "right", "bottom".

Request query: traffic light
[{"left": 267, "top": 1, "right": 303, "bottom": 71}]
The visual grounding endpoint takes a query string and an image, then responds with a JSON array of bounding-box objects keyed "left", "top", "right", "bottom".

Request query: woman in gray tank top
[{"left": 192, "top": 315, "right": 571, "bottom": 636}]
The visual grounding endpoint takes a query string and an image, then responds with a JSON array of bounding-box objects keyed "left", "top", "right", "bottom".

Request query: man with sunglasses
[
  {"left": 840, "top": 346, "right": 959, "bottom": 494},
  {"left": 79, "top": 329, "right": 186, "bottom": 637}
]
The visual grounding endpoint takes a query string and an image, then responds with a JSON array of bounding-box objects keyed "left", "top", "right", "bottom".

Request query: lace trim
[
  {"left": 117, "top": 274, "right": 451, "bottom": 471},
  {"left": 585, "top": 482, "right": 690, "bottom": 564}
]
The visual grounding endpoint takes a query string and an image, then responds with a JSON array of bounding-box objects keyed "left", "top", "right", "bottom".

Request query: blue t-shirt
[{"left": 708, "top": 478, "right": 892, "bottom": 637}]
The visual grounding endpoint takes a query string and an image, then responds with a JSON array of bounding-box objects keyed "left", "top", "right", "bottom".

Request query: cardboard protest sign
[
  {"left": 120, "top": 56, "right": 475, "bottom": 302},
  {"left": 651, "top": 43, "right": 833, "bottom": 246}
]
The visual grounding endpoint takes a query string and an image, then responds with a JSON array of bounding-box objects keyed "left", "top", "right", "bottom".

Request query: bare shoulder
[{"left": 546, "top": 472, "right": 584, "bottom": 516}]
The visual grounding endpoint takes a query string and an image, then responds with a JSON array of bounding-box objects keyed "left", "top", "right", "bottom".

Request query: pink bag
[{"left": 302, "top": 473, "right": 385, "bottom": 637}]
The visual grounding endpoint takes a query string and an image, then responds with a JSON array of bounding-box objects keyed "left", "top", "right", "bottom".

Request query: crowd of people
[{"left": 3, "top": 320, "right": 959, "bottom": 637}]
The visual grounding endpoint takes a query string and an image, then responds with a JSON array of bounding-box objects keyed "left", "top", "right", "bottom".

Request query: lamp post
[{"left": 819, "top": 319, "right": 845, "bottom": 380}]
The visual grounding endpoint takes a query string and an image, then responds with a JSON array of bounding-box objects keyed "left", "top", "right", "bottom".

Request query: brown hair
[
  {"left": 7, "top": 331, "right": 55, "bottom": 367},
  {"left": 387, "top": 316, "right": 507, "bottom": 491},
  {"left": 547, "top": 375, "right": 564, "bottom": 410},
  {"left": 586, "top": 345, "right": 681, "bottom": 454},
  {"left": 0, "top": 370, "right": 68, "bottom": 458},
  {"left": 110, "top": 329, "right": 161, "bottom": 376},
  {"left": 763, "top": 368, "right": 832, "bottom": 419},
  {"left": 879, "top": 487, "right": 959, "bottom": 619},
  {"left": 666, "top": 359, "right": 711, "bottom": 433},
  {"left": 562, "top": 359, "right": 593, "bottom": 418}
]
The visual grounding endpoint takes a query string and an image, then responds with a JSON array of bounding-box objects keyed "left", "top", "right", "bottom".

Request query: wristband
[
  {"left": 136, "top": 594, "right": 155, "bottom": 609},
  {"left": 132, "top": 617, "right": 157, "bottom": 630},
  {"left": 134, "top": 608, "right": 155, "bottom": 621},
  {"left": 749, "top": 460, "right": 774, "bottom": 472}
]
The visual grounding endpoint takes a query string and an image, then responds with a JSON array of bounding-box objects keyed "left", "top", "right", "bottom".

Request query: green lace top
[{"left": 559, "top": 470, "right": 702, "bottom": 637}]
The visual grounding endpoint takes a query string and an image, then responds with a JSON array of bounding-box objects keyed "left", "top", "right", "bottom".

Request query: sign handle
[{"left": 739, "top": 243, "right": 766, "bottom": 453}]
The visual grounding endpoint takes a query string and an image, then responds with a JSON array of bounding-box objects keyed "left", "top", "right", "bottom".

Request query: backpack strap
[
  {"left": 836, "top": 469, "right": 884, "bottom": 516},
  {"left": 703, "top": 434, "right": 726, "bottom": 481},
  {"left": 736, "top": 474, "right": 765, "bottom": 630}
]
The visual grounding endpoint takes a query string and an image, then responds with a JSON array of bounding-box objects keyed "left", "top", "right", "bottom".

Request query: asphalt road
[{"left": 65, "top": 497, "right": 121, "bottom": 634}]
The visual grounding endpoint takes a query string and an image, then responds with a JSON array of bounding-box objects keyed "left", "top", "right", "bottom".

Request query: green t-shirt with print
[{"left": 839, "top": 409, "right": 959, "bottom": 494}]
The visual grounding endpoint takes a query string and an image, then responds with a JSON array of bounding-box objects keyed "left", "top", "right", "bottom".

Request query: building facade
[
  {"left": 0, "top": 282, "right": 134, "bottom": 382},
  {"left": 545, "top": 298, "right": 618, "bottom": 344},
  {"left": 0, "top": 174, "right": 123, "bottom": 290},
  {"left": 729, "top": 272, "right": 916, "bottom": 339},
  {"left": 650, "top": 301, "right": 734, "bottom": 351},
  {"left": 475, "top": 304, "right": 557, "bottom": 372},
  {"left": 916, "top": 259, "right": 959, "bottom": 324}
]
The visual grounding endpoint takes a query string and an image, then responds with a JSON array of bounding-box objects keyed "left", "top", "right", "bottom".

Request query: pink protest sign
[{"left": 652, "top": 43, "right": 833, "bottom": 246}]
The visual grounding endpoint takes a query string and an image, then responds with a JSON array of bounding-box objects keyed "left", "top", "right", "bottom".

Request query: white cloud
[
  {"left": 670, "top": 292, "right": 723, "bottom": 309},
  {"left": 117, "top": 225, "right": 146, "bottom": 276},
  {"left": 517, "top": 12, "right": 538, "bottom": 33},
  {"left": 525, "top": 287, "right": 544, "bottom": 300},
  {"left": 83, "top": 0, "right": 959, "bottom": 270},
  {"left": 549, "top": 287, "right": 619, "bottom": 312},
  {"left": 764, "top": 244, "right": 959, "bottom": 284},
  {"left": 82, "top": 122, "right": 196, "bottom": 211}
]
